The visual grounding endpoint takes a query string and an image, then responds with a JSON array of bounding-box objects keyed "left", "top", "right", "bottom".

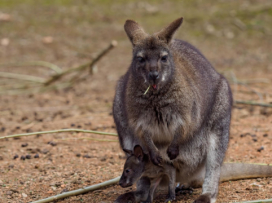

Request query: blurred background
[{"left": 0, "top": 0, "right": 272, "bottom": 202}]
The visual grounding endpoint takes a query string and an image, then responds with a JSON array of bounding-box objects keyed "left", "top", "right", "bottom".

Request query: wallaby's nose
[{"left": 148, "top": 71, "right": 159, "bottom": 81}]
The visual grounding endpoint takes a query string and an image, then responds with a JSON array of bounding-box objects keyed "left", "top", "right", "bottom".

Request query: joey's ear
[
  {"left": 123, "top": 148, "right": 133, "bottom": 156},
  {"left": 156, "top": 17, "right": 183, "bottom": 44},
  {"left": 124, "top": 20, "right": 148, "bottom": 46},
  {"left": 133, "top": 145, "right": 144, "bottom": 161}
]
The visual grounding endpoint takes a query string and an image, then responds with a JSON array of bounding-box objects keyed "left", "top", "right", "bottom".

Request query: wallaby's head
[
  {"left": 119, "top": 145, "right": 148, "bottom": 188},
  {"left": 124, "top": 17, "right": 183, "bottom": 92}
]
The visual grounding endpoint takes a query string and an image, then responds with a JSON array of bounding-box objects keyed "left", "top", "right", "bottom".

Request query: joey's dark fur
[
  {"left": 113, "top": 17, "right": 232, "bottom": 203},
  {"left": 117, "top": 145, "right": 176, "bottom": 203}
]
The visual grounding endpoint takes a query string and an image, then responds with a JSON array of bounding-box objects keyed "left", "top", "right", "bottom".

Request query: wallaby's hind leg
[{"left": 194, "top": 120, "right": 230, "bottom": 203}]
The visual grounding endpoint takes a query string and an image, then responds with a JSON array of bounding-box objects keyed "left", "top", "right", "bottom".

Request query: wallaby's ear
[
  {"left": 133, "top": 145, "right": 144, "bottom": 161},
  {"left": 156, "top": 17, "right": 183, "bottom": 44},
  {"left": 124, "top": 20, "right": 148, "bottom": 46},
  {"left": 123, "top": 148, "right": 133, "bottom": 156}
]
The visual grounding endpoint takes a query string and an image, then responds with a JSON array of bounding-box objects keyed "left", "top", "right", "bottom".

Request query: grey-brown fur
[{"left": 113, "top": 17, "right": 232, "bottom": 203}]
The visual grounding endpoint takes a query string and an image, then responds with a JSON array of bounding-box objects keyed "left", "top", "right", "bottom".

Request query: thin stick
[
  {"left": 235, "top": 100, "right": 272, "bottom": 108},
  {"left": 57, "top": 137, "right": 118, "bottom": 142},
  {"left": 0, "top": 61, "right": 62, "bottom": 73},
  {"left": 144, "top": 85, "right": 151, "bottom": 95},
  {"left": 238, "top": 199, "right": 272, "bottom": 203},
  {"left": 44, "top": 40, "right": 117, "bottom": 86},
  {"left": 0, "top": 129, "right": 118, "bottom": 140},
  {"left": 0, "top": 72, "right": 45, "bottom": 83},
  {"left": 30, "top": 176, "right": 120, "bottom": 203}
]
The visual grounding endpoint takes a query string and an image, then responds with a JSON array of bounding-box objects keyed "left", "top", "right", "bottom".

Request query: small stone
[
  {"left": 13, "top": 154, "right": 19, "bottom": 159},
  {"left": 21, "top": 143, "right": 28, "bottom": 147},
  {"left": 34, "top": 154, "right": 39, "bottom": 158},
  {"left": 26, "top": 155, "right": 31, "bottom": 159},
  {"left": 100, "top": 157, "right": 107, "bottom": 162},
  {"left": 70, "top": 123, "right": 75, "bottom": 127},
  {"left": 6, "top": 190, "right": 13, "bottom": 195},
  {"left": 263, "top": 134, "right": 268, "bottom": 137},
  {"left": 60, "top": 188, "right": 68, "bottom": 193},
  {"left": 20, "top": 156, "right": 26, "bottom": 160},
  {"left": 8, "top": 165, "right": 14, "bottom": 169},
  {"left": 22, "top": 193, "right": 27, "bottom": 198},
  {"left": 0, "top": 127, "right": 5, "bottom": 132},
  {"left": 76, "top": 153, "right": 81, "bottom": 157},
  {"left": 77, "top": 125, "right": 82, "bottom": 128},
  {"left": 48, "top": 141, "right": 57, "bottom": 146},
  {"left": 252, "top": 138, "right": 258, "bottom": 142},
  {"left": 257, "top": 146, "right": 264, "bottom": 152},
  {"left": 83, "top": 154, "right": 92, "bottom": 158},
  {"left": 41, "top": 149, "right": 49, "bottom": 154}
]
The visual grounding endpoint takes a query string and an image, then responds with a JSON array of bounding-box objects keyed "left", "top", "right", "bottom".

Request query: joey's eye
[
  {"left": 137, "top": 57, "right": 145, "bottom": 63},
  {"left": 161, "top": 55, "right": 168, "bottom": 62},
  {"left": 125, "top": 169, "right": 131, "bottom": 174}
]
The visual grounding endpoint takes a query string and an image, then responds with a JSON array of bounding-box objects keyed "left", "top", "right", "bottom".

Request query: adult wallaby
[
  {"left": 113, "top": 17, "right": 232, "bottom": 203},
  {"left": 115, "top": 145, "right": 272, "bottom": 203}
]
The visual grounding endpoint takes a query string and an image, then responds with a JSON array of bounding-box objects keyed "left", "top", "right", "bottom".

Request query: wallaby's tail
[{"left": 220, "top": 163, "right": 272, "bottom": 182}]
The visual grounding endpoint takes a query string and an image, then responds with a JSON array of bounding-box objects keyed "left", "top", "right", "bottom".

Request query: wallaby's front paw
[
  {"left": 167, "top": 145, "right": 179, "bottom": 160},
  {"left": 193, "top": 194, "right": 211, "bottom": 203},
  {"left": 150, "top": 151, "right": 162, "bottom": 166}
]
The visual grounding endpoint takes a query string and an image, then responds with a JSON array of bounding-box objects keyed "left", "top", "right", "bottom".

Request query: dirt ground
[{"left": 0, "top": 1, "right": 272, "bottom": 203}]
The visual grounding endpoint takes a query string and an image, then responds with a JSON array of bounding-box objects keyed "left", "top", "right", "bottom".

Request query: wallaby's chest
[{"left": 129, "top": 97, "right": 183, "bottom": 144}]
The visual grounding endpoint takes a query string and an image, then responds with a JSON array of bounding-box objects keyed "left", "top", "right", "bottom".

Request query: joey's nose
[{"left": 148, "top": 71, "right": 159, "bottom": 81}]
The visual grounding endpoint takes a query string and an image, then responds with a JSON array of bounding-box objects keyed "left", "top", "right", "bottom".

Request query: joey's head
[
  {"left": 124, "top": 17, "right": 183, "bottom": 92},
  {"left": 119, "top": 145, "right": 148, "bottom": 188}
]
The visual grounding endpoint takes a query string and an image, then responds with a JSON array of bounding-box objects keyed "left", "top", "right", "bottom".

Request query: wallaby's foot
[
  {"left": 193, "top": 194, "right": 211, "bottom": 203},
  {"left": 114, "top": 192, "right": 136, "bottom": 203},
  {"left": 175, "top": 185, "right": 193, "bottom": 195},
  {"left": 167, "top": 144, "right": 179, "bottom": 160},
  {"left": 150, "top": 151, "right": 162, "bottom": 166},
  {"left": 165, "top": 194, "right": 176, "bottom": 202}
]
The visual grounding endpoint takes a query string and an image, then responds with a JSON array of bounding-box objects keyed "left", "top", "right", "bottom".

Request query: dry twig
[
  {"left": 235, "top": 100, "right": 272, "bottom": 108},
  {"left": 44, "top": 40, "right": 117, "bottom": 86},
  {"left": 0, "top": 129, "right": 117, "bottom": 140},
  {"left": 31, "top": 176, "right": 120, "bottom": 203}
]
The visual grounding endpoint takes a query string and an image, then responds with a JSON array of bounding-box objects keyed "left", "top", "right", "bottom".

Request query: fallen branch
[
  {"left": 235, "top": 100, "right": 272, "bottom": 108},
  {"left": 57, "top": 137, "right": 118, "bottom": 142},
  {"left": 0, "top": 61, "right": 62, "bottom": 73},
  {"left": 239, "top": 199, "right": 272, "bottom": 203},
  {"left": 0, "top": 71, "right": 45, "bottom": 83},
  {"left": 0, "top": 129, "right": 118, "bottom": 140},
  {"left": 44, "top": 40, "right": 117, "bottom": 86},
  {"left": 31, "top": 176, "right": 120, "bottom": 203}
]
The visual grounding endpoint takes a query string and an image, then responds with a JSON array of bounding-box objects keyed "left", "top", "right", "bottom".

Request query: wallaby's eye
[
  {"left": 161, "top": 55, "right": 168, "bottom": 62},
  {"left": 137, "top": 57, "right": 145, "bottom": 63},
  {"left": 125, "top": 169, "right": 131, "bottom": 174}
]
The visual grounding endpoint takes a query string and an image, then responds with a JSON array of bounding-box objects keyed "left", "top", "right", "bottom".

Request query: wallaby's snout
[{"left": 148, "top": 70, "right": 159, "bottom": 88}]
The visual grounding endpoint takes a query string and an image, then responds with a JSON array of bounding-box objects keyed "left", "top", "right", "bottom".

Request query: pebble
[
  {"left": 263, "top": 133, "right": 268, "bottom": 137},
  {"left": 41, "top": 149, "right": 49, "bottom": 154},
  {"left": 257, "top": 146, "right": 264, "bottom": 152},
  {"left": 34, "top": 154, "right": 39, "bottom": 158},
  {"left": 76, "top": 153, "right": 81, "bottom": 157},
  {"left": 20, "top": 156, "right": 26, "bottom": 160},
  {"left": 6, "top": 190, "right": 13, "bottom": 195},
  {"left": 60, "top": 188, "right": 68, "bottom": 194},
  {"left": 21, "top": 143, "right": 28, "bottom": 147},
  {"left": 48, "top": 141, "right": 57, "bottom": 146},
  {"left": 13, "top": 154, "right": 19, "bottom": 159},
  {"left": 26, "top": 155, "right": 31, "bottom": 159},
  {"left": 83, "top": 154, "right": 92, "bottom": 158},
  {"left": 22, "top": 193, "right": 27, "bottom": 198},
  {"left": 252, "top": 138, "right": 258, "bottom": 142}
]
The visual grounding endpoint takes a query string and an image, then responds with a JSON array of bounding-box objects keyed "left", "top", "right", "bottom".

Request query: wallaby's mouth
[{"left": 152, "top": 84, "right": 157, "bottom": 89}]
